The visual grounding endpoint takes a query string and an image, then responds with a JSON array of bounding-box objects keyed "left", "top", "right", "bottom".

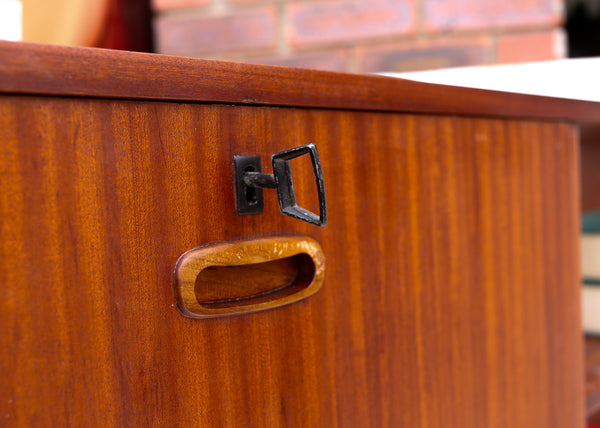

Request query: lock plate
[{"left": 234, "top": 155, "right": 264, "bottom": 215}]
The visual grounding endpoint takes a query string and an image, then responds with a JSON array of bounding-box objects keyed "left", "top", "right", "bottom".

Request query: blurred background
[{"left": 5, "top": 0, "right": 599, "bottom": 73}]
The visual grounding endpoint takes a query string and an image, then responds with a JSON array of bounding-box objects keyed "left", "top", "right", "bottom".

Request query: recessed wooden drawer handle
[{"left": 173, "top": 236, "right": 325, "bottom": 319}]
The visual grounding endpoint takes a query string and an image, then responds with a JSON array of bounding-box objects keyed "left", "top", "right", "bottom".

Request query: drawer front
[{"left": 0, "top": 96, "right": 582, "bottom": 427}]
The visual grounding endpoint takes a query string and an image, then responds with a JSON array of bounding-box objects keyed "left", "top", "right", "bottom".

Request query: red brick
[
  {"left": 152, "top": 0, "right": 211, "bottom": 12},
  {"left": 155, "top": 8, "right": 277, "bottom": 55},
  {"left": 231, "top": 50, "right": 349, "bottom": 72},
  {"left": 227, "top": 0, "right": 274, "bottom": 3},
  {"left": 497, "top": 29, "right": 565, "bottom": 63},
  {"left": 424, "top": 0, "right": 562, "bottom": 32},
  {"left": 356, "top": 37, "right": 493, "bottom": 72},
  {"left": 287, "top": 0, "right": 416, "bottom": 46}
]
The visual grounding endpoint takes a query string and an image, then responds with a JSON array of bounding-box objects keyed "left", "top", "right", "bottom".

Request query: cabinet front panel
[{"left": 0, "top": 97, "right": 582, "bottom": 427}]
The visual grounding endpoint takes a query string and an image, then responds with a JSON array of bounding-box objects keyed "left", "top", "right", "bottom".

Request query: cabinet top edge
[{"left": 1, "top": 41, "right": 600, "bottom": 125}]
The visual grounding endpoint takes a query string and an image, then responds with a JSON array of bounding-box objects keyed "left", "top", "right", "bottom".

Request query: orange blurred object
[
  {"left": 22, "top": 0, "right": 109, "bottom": 46},
  {"left": 21, "top": 0, "right": 152, "bottom": 51}
]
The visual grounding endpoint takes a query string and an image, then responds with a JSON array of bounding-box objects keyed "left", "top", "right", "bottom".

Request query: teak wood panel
[
  {"left": 2, "top": 41, "right": 600, "bottom": 125},
  {"left": 0, "top": 96, "right": 583, "bottom": 427}
]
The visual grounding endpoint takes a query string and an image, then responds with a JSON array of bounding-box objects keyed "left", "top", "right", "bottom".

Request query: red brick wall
[{"left": 153, "top": 0, "right": 566, "bottom": 72}]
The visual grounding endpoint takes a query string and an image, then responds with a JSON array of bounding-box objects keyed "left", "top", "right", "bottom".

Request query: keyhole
[{"left": 244, "top": 165, "right": 258, "bottom": 205}]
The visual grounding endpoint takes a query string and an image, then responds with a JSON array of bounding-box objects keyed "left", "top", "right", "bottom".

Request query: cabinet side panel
[{"left": 0, "top": 97, "right": 583, "bottom": 427}]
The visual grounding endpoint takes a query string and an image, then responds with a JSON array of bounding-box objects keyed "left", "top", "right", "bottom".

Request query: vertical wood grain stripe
[{"left": 0, "top": 98, "right": 27, "bottom": 425}]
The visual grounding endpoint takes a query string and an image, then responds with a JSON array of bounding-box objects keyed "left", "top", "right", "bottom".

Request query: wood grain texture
[
  {"left": 1, "top": 40, "right": 600, "bottom": 125},
  {"left": 175, "top": 236, "right": 325, "bottom": 318},
  {"left": 0, "top": 96, "right": 583, "bottom": 427}
]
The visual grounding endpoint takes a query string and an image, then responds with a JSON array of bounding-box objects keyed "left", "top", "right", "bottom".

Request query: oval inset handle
[{"left": 173, "top": 236, "right": 325, "bottom": 319}]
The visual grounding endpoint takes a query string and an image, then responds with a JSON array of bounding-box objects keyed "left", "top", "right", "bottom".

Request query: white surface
[
  {"left": 583, "top": 285, "right": 600, "bottom": 334},
  {"left": 0, "top": 0, "right": 22, "bottom": 41},
  {"left": 382, "top": 58, "right": 600, "bottom": 102},
  {"left": 583, "top": 235, "right": 600, "bottom": 279},
  {"left": 582, "top": 235, "right": 600, "bottom": 334}
]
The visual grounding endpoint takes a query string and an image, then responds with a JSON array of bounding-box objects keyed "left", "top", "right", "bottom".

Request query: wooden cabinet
[{"left": 1, "top": 41, "right": 599, "bottom": 427}]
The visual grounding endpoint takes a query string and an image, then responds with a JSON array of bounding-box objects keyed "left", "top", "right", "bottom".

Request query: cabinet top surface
[{"left": 1, "top": 41, "right": 600, "bottom": 125}]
